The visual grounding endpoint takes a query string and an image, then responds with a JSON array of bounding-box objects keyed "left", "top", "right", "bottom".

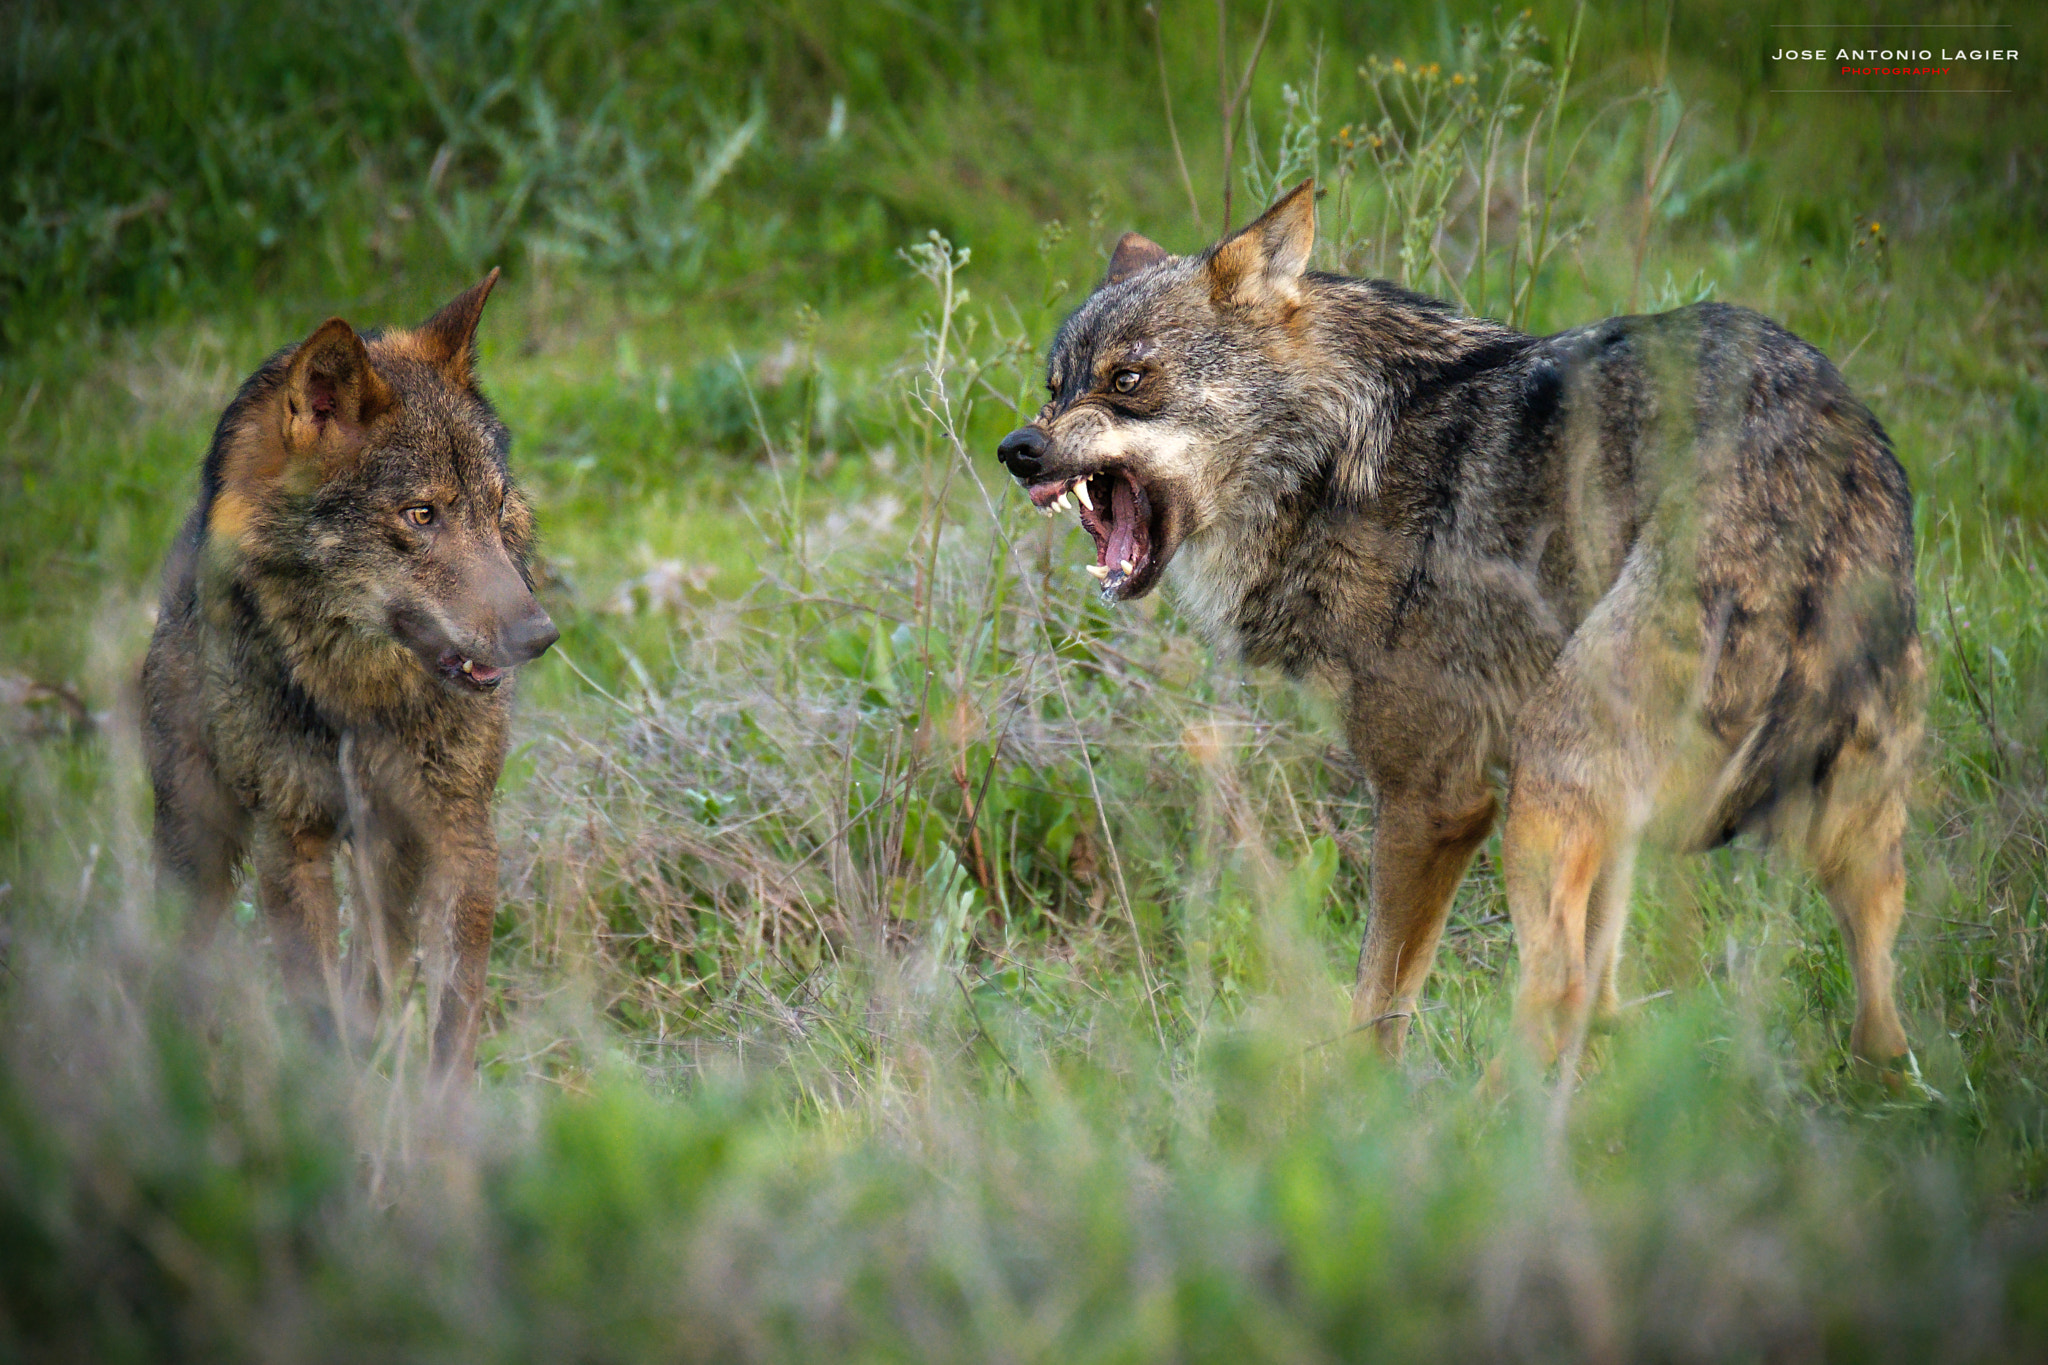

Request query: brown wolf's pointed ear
[
  {"left": 412, "top": 267, "right": 501, "bottom": 388},
  {"left": 282, "top": 318, "right": 393, "bottom": 466},
  {"left": 1206, "top": 179, "right": 1317, "bottom": 309},
  {"left": 1104, "top": 232, "right": 1170, "bottom": 286}
]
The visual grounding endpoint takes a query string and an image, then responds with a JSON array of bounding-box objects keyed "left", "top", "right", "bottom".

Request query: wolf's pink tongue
[{"left": 1107, "top": 476, "right": 1139, "bottom": 569}]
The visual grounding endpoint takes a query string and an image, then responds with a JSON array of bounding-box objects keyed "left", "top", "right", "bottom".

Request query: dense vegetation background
[{"left": 4, "top": 0, "right": 2048, "bottom": 1357}]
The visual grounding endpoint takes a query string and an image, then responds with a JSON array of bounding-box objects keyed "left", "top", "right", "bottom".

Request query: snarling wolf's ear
[
  {"left": 411, "top": 267, "right": 501, "bottom": 389},
  {"left": 281, "top": 318, "right": 394, "bottom": 467},
  {"left": 1206, "top": 179, "right": 1317, "bottom": 310},
  {"left": 1104, "top": 232, "right": 1170, "bottom": 287}
]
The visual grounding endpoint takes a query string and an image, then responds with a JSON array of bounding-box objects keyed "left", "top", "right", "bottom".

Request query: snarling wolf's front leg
[{"left": 1351, "top": 788, "right": 1499, "bottom": 1056}]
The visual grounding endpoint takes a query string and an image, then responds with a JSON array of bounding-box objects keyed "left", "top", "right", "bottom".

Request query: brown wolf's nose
[
  {"left": 505, "top": 610, "right": 560, "bottom": 665},
  {"left": 997, "top": 426, "right": 1047, "bottom": 480}
]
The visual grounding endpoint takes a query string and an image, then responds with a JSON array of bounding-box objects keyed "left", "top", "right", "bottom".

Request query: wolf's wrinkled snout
[{"left": 996, "top": 426, "right": 1048, "bottom": 480}]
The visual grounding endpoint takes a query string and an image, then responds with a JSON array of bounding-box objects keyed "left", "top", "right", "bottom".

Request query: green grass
[{"left": 6, "top": 0, "right": 2048, "bottom": 1358}]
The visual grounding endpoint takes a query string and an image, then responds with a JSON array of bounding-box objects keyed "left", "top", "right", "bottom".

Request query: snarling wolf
[
  {"left": 142, "top": 272, "right": 557, "bottom": 1082},
  {"left": 998, "top": 182, "right": 1923, "bottom": 1078}
]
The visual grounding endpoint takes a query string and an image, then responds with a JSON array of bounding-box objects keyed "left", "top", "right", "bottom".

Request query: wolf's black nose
[
  {"left": 505, "top": 610, "right": 560, "bottom": 665},
  {"left": 997, "top": 427, "right": 1047, "bottom": 480}
]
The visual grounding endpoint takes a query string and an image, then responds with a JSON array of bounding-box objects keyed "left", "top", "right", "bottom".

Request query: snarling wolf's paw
[{"left": 1855, "top": 1048, "right": 1944, "bottom": 1105}]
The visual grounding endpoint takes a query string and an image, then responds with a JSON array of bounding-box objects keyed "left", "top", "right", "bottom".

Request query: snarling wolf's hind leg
[
  {"left": 1806, "top": 784, "right": 1912, "bottom": 1078},
  {"left": 1350, "top": 787, "right": 1499, "bottom": 1056},
  {"left": 1583, "top": 844, "right": 1639, "bottom": 1022},
  {"left": 1500, "top": 794, "right": 1627, "bottom": 1066}
]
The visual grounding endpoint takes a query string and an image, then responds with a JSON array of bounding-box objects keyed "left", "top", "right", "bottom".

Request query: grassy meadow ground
[{"left": 5, "top": 0, "right": 2048, "bottom": 1358}]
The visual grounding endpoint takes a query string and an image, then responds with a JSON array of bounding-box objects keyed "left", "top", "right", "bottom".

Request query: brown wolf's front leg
[
  {"left": 251, "top": 822, "right": 343, "bottom": 1028},
  {"left": 1350, "top": 789, "right": 1499, "bottom": 1056},
  {"left": 426, "top": 820, "right": 499, "bottom": 1087},
  {"left": 153, "top": 790, "right": 244, "bottom": 944}
]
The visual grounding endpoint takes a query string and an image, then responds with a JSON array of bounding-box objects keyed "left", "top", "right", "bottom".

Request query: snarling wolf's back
[
  {"left": 1513, "top": 301, "right": 1921, "bottom": 853},
  {"left": 998, "top": 181, "right": 1923, "bottom": 1078}
]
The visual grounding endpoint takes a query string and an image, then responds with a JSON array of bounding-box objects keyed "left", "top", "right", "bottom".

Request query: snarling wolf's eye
[
  {"left": 1112, "top": 369, "right": 1141, "bottom": 394},
  {"left": 404, "top": 505, "right": 436, "bottom": 528}
]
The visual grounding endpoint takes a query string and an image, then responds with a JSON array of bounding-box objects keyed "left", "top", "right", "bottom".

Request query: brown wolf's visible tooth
[
  {"left": 1076, "top": 480, "right": 1095, "bottom": 510},
  {"left": 1085, "top": 563, "right": 1109, "bottom": 579},
  {"left": 461, "top": 659, "right": 474, "bottom": 674}
]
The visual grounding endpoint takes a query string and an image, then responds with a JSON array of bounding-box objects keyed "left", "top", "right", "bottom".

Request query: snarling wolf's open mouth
[
  {"left": 436, "top": 651, "right": 506, "bottom": 692},
  {"left": 1026, "top": 467, "right": 1164, "bottom": 601}
]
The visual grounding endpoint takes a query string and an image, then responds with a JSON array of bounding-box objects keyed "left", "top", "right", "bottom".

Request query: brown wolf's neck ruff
[
  {"left": 204, "top": 538, "right": 477, "bottom": 735},
  {"left": 1168, "top": 278, "right": 1534, "bottom": 678}
]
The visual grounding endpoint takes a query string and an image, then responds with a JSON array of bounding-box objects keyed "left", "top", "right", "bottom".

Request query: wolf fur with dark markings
[
  {"left": 998, "top": 181, "right": 1923, "bottom": 1077},
  {"left": 142, "top": 271, "right": 558, "bottom": 1083}
]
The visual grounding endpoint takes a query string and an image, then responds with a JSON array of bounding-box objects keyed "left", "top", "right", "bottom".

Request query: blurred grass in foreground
[{"left": 6, "top": 0, "right": 2048, "bottom": 1358}]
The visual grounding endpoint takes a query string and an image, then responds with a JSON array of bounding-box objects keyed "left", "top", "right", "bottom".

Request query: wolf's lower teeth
[
  {"left": 1119, "top": 558, "right": 1135, "bottom": 575},
  {"left": 1085, "top": 563, "right": 1108, "bottom": 580}
]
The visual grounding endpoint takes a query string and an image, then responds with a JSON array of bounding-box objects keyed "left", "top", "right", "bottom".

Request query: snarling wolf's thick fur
[
  {"left": 142, "top": 273, "right": 557, "bottom": 1081},
  {"left": 999, "top": 182, "right": 1923, "bottom": 1077}
]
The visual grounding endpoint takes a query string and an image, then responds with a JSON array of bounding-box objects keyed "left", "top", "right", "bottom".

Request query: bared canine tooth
[
  {"left": 1085, "top": 563, "right": 1109, "bottom": 580},
  {"left": 1075, "top": 480, "right": 1094, "bottom": 510},
  {"left": 1119, "top": 558, "right": 1135, "bottom": 575},
  {"left": 461, "top": 659, "right": 475, "bottom": 674}
]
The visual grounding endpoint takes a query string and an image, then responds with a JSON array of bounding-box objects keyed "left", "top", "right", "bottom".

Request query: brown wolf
[
  {"left": 998, "top": 182, "right": 1922, "bottom": 1078},
  {"left": 142, "top": 272, "right": 557, "bottom": 1082}
]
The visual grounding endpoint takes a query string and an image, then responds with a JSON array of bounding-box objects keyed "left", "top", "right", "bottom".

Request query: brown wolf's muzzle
[{"left": 389, "top": 552, "right": 558, "bottom": 694}]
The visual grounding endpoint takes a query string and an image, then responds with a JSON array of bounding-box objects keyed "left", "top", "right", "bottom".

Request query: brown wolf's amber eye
[
  {"left": 1112, "top": 369, "right": 1141, "bottom": 394},
  {"left": 404, "top": 505, "right": 435, "bottom": 528}
]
